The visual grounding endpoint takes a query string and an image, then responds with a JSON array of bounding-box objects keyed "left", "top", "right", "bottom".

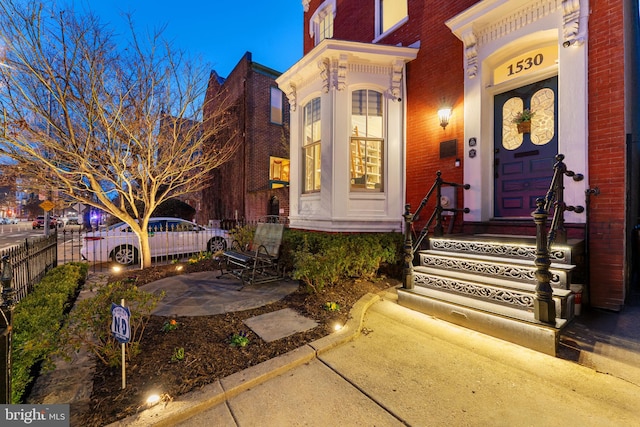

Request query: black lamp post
[{"left": 0, "top": 255, "right": 16, "bottom": 403}]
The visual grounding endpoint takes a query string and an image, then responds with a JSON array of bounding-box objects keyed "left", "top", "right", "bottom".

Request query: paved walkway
[
  {"left": 28, "top": 271, "right": 640, "bottom": 427},
  {"left": 113, "top": 292, "right": 640, "bottom": 427},
  {"left": 141, "top": 272, "right": 299, "bottom": 316}
]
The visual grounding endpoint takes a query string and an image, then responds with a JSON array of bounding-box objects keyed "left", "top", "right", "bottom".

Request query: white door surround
[{"left": 446, "top": 0, "right": 589, "bottom": 223}]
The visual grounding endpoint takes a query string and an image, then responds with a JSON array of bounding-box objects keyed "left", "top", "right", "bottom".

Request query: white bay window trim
[{"left": 276, "top": 39, "right": 417, "bottom": 232}]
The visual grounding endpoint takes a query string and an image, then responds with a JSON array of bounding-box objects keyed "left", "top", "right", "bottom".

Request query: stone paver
[
  {"left": 243, "top": 308, "right": 318, "bottom": 342},
  {"left": 141, "top": 272, "right": 299, "bottom": 316}
]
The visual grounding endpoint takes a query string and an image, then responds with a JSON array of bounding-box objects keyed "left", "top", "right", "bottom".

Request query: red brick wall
[
  {"left": 303, "top": 0, "right": 472, "bottom": 233},
  {"left": 200, "top": 54, "right": 290, "bottom": 225},
  {"left": 301, "top": 0, "right": 630, "bottom": 308},
  {"left": 404, "top": 1, "right": 473, "bottom": 233},
  {"left": 200, "top": 56, "right": 250, "bottom": 224},
  {"left": 244, "top": 64, "right": 291, "bottom": 220},
  {"left": 587, "top": 0, "right": 627, "bottom": 310}
]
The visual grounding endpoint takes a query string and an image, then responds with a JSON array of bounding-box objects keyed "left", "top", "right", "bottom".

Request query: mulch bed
[{"left": 75, "top": 260, "right": 400, "bottom": 426}]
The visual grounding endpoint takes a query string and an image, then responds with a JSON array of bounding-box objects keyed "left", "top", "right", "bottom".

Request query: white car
[{"left": 81, "top": 217, "right": 230, "bottom": 265}]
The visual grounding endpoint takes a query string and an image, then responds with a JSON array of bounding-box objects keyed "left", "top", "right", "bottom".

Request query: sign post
[
  {"left": 39, "top": 200, "right": 55, "bottom": 237},
  {"left": 111, "top": 300, "right": 131, "bottom": 389}
]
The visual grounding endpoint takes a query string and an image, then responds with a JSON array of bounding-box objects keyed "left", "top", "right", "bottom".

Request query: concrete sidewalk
[{"left": 114, "top": 292, "right": 640, "bottom": 427}]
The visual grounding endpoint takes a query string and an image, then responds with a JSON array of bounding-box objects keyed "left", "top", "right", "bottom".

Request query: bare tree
[{"left": 0, "top": 1, "right": 238, "bottom": 267}]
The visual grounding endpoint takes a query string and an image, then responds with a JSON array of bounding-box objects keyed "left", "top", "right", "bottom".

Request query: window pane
[
  {"left": 381, "top": 0, "right": 407, "bottom": 34},
  {"left": 352, "top": 90, "right": 365, "bottom": 116},
  {"left": 351, "top": 90, "right": 383, "bottom": 138},
  {"left": 368, "top": 91, "right": 382, "bottom": 116},
  {"left": 270, "top": 87, "right": 283, "bottom": 124},
  {"left": 305, "top": 146, "right": 315, "bottom": 192},
  {"left": 303, "top": 97, "right": 321, "bottom": 192},
  {"left": 502, "top": 97, "right": 524, "bottom": 150},
  {"left": 320, "top": 12, "right": 333, "bottom": 41},
  {"left": 304, "top": 104, "right": 313, "bottom": 144},
  {"left": 313, "top": 144, "right": 322, "bottom": 191},
  {"left": 350, "top": 90, "right": 384, "bottom": 191},
  {"left": 530, "top": 88, "right": 555, "bottom": 146},
  {"left": 368, "top": 91, "right": 383, "bottom": 137}
]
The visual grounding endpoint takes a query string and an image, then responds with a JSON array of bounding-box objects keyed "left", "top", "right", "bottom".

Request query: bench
[{"left": 218, "top": 222, "right": 285, "bottom": 288}]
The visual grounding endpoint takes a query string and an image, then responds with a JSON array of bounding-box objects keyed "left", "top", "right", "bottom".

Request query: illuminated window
[
  {"left": 303, "top": 97, "right": 321, "bottom": 192},
  {"left": 502, "top": 97, "right": 524, "bottom": 150},
  {"left": 376, "top": 0, "right": 408, "bottom": 38},
  {"left": 350, "top": 90, "right": 383, "bottom": 191},
  {"left": 270, "top": 86, "right": 283, "bottom": 125},
  {"left": 269, "top": 156, "right": 290, "bottom": 189},
  {"left": 530, "top": 88, "right": 555, "bottom": 146},
  {"left": 310, "top": 0, "right": 336, "bottom": 46}
]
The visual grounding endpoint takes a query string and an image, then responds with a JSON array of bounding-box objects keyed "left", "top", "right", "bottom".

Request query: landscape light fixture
[
  {"left": 438, "top": 108, "right": 452, "bottom": 129},
  {"left": 145, "top": 393, "right": 161, "bottom": 407}
]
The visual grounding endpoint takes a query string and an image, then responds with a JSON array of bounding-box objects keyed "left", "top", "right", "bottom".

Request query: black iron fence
[
  {"left": 0, "top": 216, "right": 291, "bottom": 298},
  {"left": 0, "top": 233, "right": 57, "bottom": 303}
]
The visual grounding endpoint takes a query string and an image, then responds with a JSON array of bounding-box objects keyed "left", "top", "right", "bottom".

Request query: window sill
[{"left": 349, "top": 191, "right": 385, "bottom": 200}]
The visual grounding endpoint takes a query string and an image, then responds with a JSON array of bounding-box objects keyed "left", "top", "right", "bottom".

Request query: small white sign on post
[{"left": 111, "top": 300, "right": 130, "bottom": 389}]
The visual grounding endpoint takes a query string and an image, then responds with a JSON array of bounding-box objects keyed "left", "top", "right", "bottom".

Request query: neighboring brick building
[
  {"left": 200, "top": 53, "right": 290, "bottom": 226},
  {"left": 278, "top": 0, "right": 640, "bottom": 310}
]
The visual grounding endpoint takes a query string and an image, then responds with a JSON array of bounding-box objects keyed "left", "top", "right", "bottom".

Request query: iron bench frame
[{"left": 218, "top": 222, "right": 284, "bottom": 288}]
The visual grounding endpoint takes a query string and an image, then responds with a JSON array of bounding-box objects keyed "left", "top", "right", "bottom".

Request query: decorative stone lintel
[
  {"left": 391, "top": 60, "right": 404, "bottom": 99},
  {"left": 461, "top": 29, "right": 478, "bottom": 79},
  {"left": 336, "top": 54, "right": 348, "bottom": 91},
  {"left": 285, "top": 83, "right": 297, "bottom": 112},
  {"left": 562, "top": 0, "right": 585, "bottom": 46},
  {"left": 318, "top": 58, "right": 330, "bottom": 93}
]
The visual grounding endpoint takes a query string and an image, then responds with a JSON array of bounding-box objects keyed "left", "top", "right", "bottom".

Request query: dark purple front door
[{"left": 493, "top": 76, "right": 558, "bottom": 218}]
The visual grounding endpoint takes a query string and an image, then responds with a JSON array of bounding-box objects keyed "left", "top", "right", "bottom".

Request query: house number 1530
[{"left": 506, "top": 54, "right": 544, "bottom": 76}]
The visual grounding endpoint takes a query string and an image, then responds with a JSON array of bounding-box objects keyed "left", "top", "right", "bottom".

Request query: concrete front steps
[{"left": 398, "top": 234, "right": 584, "bottom": 356}]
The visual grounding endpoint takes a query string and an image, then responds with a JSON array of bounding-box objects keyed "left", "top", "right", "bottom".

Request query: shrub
[
  {"left": 11, "top": 262, "right": 88, "bottom": 403},
  {"left": 60, "top": 280, "right": 164, "bottom": 368},
  {"left": 285, "top": 231, "right": 402, "bottom": 293},
  {"left": 292, "top": 237, "right": 344, "bottom": 292},
  {"left": 228, "top": 224, "right": 256, "bottom": 250}
]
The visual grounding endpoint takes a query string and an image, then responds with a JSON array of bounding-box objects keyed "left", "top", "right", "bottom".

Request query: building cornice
[
  {"left": 276, "top": 39, "right": 418, "bottom": 110},
  {"left": 446, "top": 0, "right": 587, "bottom": 78}
]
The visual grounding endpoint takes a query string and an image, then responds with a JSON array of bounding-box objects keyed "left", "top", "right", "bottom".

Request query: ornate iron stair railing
[
  {"left": 532, "top": 154, "right": 584, "bottom": 324},
  {"left": 402, "top": 171, "right": 470, "bottom": 289}
]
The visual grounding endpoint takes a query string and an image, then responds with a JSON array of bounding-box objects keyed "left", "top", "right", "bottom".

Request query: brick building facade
[
  {"left": 279, "top": 0, "right": 639, "bottom": 310},
  {"left": 200, "top": 52, "right": 290, "bottom": 225}
]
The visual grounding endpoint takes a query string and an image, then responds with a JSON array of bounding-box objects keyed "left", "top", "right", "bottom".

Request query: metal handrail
[
  {"left": 542, "top": 154, "right": 585, "bottom": 247},
  {"left": 533, "top": 153, "right": 584, "bottom": 324},
  {"left": 411, "top": 171, "right": 470, "bottom": 251},
  {"left": 402, "top": 171, "right": 470, "bottom": 289}
]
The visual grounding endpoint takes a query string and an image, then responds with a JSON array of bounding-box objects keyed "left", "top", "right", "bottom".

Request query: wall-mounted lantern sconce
[{"left": 438, "top": 108, "right": 452, "bottom": 129}]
